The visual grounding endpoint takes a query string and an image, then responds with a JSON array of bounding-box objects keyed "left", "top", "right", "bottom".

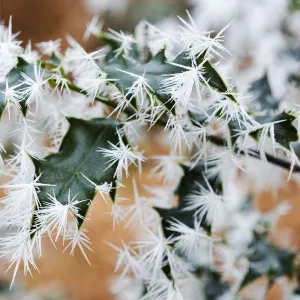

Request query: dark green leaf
[
  {"left": 0, "top": 57, "right": 51, "bottom": 118},
  {"left": 188, "top": 106, "right": 244, "bottom": 147},
  {"left": 155, "top": 161, "right": 222, "bottom": 241},
  {"left": 188, "top": 110, "right": 209, "bottom": 126},
  {"left": 0, "top": 88, "right": 5, "bottom": 119},
  {"left": 224, "top": 111, "right": 298, "bottom": 149},
  {"left": 240, "top": 236, "right": 295, "bottom": 290},
  {"left": 155, "top": 206, "right": 199, "bottom": 240},
  {"left": 290, "top": 0, "right": 300, "bottom": 11},
  {"left": 294, "top": 286, "right": 300, "bottom": 295},
  {"left": 103, "top": 50, "right": 190, "bottom": 112},
  {"left": 201, "top": 60, "right": 236, "bottom": 102},
  {"left": 100, "top": 32, "right": 141, "bottom": 61},
  {"left": 204, "top": 270, "right": 230, "bottom": 300},
  {"left": 255, "top": 111, "right": 298, "bottom": 149},
  {"left": 188, "top": 106, "right": 217, "bottom": 127},
  {"left": 194, "top": 267, "right": 230, "bottom": 300},
  {"left": 177, "top": 162, "right": 222, "bottom": 209},
  {"left": 286, "top": 48, "right": 300, "bottom": 61},
  {"left": 291, "top": 141, "right": 300, "bottom": 158},
  {"left": 103, "top": 46, "right": 237, "bottom": 114},
  {"left": 227, "top": 119, "right": 247, "bottom": 146},
  {"left": 33, "top": 118, "right": 123, "bottom": 227},
  {"left": 249, "top": 74, "right": 279, "bottom": 112}
]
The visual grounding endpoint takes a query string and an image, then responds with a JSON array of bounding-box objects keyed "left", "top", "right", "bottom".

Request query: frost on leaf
[{"left": 32, "top": 118, "right": 125, "bottom": 227}]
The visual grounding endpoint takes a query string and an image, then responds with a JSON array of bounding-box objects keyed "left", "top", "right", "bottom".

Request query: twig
[{"left": 66, "top": 82, "right": 299, "bottom": 173}]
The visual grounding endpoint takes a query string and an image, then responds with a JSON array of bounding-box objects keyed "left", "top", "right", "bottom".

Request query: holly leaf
[
  {"left": 189, "top": 76, "right": 297, "bottom": 149},
  {"left": 226, "top": 111, "right": 298, "bottom": 150},
  {"left": 254, "top": 111, "right": 298, "bottom": 149},
  {"left": 291, "top": 141, "right": 300, "bottom": 157},
  {"left": 155, "top": 161, "right": 222, "bottom": 241},
  {"left": 188, "top": 105, "right": 217, "bottom": 127},
  {"left": 249, "top": 73, "right": 279, "bottom": 112},
  {"left": 103, "top": 50, "right": 191, "bottom": 112},
  {"left": 103, "top": 45, "right": 237, "bottom": 113},
  {"left": 0, "top": 57, "right": 51, "bottom": 118},
  {"left": 100, "top": 32, "right": 141, "bottom": 61},
  {"left": 32, "top": 118, "right": 123, "bottom": 227},
  {"left": 239, "top": 236, "right": 295, "bottom": 290},
  {"left": 202, "top": 60, "right": 236, "bottom": 102},
  {"left": 200, "top": 269, "right": 230, "bottom": 300},
  {"left": 155, "top": 207, "right": 198, "bottom": 242},
  {"left": 293, "top": 286, "right": 300, "bottom": 295},
  {"left": 177, "top": 162, "right": 222, "bottom": 209},
  {"left": 188, "top": 111, "right": 209, "bottom": 126}
]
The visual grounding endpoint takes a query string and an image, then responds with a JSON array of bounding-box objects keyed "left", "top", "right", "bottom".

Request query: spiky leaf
[
  {"left": 0, "top": 57, "right": 51, "bottom": 118},
  {"left": 33, "top": 118, "right": 123, "bottom": 227},
  {"left": 177, "top": 162, "right": 222, "bottom": 209},
  {"left": 103, "top": 45, "right": 237, "bottom": 113},
  {"left": 255, "top": 111, "right": 298, "bottom": 149},
  {"left": 240, "top": 235, "right": 295, "bottom": 290},
  {"left": 155, "top": 161, "right": 222, "bottom": 240},
  {"left": 196, "top": 268, "right": 230, "bottom": 300},
  {"left": 202, "top": 60, "right": 236, "bottom": 102},
  {"left": 103, "top": 50, "right": 190, "bottom": 112},
  {"left": 291, "top": 141, "right": 300, "bottom": 157},
  {"left": 249, "top": 73, "right": 279, "bottom": 112}
]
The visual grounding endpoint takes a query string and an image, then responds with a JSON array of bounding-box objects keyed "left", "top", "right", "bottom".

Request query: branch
[
  {"left": 67, "top": 82, "right": 167, "bottom": 126},
  {"left": 65, "top": 82, "right": 299, "bottom": 173},
  {"left": 207, "top": 134, "right": 300, "bottom": 173}
]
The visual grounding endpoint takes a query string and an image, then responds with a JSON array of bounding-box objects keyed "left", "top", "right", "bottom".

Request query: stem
[
  {"left": 207, "top": 134, "right": 300, "bottom": 173},
  {"left": 67, "top": 82, "right": 168, "bottom": 126},
  {"left": 253, "top": 150, "right": 299, "bottom": 172},
  {"left": 67, "top": 82, "right": 138, "bottom": 117},
  {"left": 67, "top": 83, "right": 115, "bottom": 108},
  {"left": 66, "top": 82, "right": 298, "bottom": 173}
]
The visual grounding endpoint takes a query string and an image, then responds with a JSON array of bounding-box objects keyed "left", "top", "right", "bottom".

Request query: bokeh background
[{"left": 0, "top": 0, "right": 300, "bottom": 299}]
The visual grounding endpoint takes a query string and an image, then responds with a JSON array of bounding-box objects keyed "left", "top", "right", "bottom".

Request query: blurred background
[
  {"left": 0, "top": 0, "right": 300, "bottom": 299},
  {"left": 0, "top": 0, "right": 186, "bottom": 47}
]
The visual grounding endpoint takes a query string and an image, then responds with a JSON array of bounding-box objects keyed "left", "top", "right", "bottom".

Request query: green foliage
[
  {"left": 177, "top": 162, "right": 222, "bottom": 209},
  {"left": 104, "top": 49, "right": 185, "bottom": 112},
  {"left": 32, "top": 118, "right": 123, "bottom": 227},
  {"left": 200, "top": 59, "right": 236, "bottom": 102},
  {"left": 292, "top": 141, "right": 300, "bottom": 157},
  {"left": 102, "top": 35, "right": 237, "bottom": 114},
  {"left": 240, "top": 234, "right": 295, "bottom": 290},
  {"left": 0, "top": 57, "right": 51, "bottom": 118},
  {"left": 0, "top": 93, "right": 4, "bottom": 119},
  {"left": 1, "top": 11, "right": 300, "bottom": 298},
  {"left": 155, "top": 161, "right": 222, "bottom": 240},
  {"left": 196, "top": 268, "right": 230, "bottom": 300},
  {"left": 190, "top": 108, "right": 298, "bottom": 149},
  {"left": 249, "top": 73, "right": 279, "bottom": 112},
  {"left": 255, "top": 111, "right": 298, "bottom": 149},
  {"left": 290, "top": 0, "right": 300, "bottom": 11}
]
